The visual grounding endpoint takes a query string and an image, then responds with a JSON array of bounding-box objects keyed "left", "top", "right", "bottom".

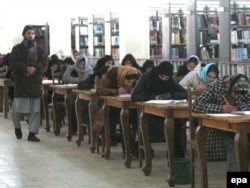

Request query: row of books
[
  {"left": 80, "top": 36, "right": 88, "bottom": 47},
  {"left": 150, "top": 47, "right": 162, "bottom": 58},
  {"left": 170, "top": 46, "right": 187, "bottom": 59},
  {"left": 93, "top": 24, "right": 104, "bottom": 35},
  {"left": 93, "top": 48, "right": 105, "bottom": 57},
  {"left": 150, "top": 32, "right": 162, "bottom": 45},
  {"left": 231, "top": 47, "right": 249, "bottom": 61},
  {"left": 196, "top": 14, "right": 219, "bottom": 28},
  {"left": 94, "top": 36, "right": 104, "bottom": 46},
  {"left": 111, "top": 23, "right": 119, "bottom": 33},
  {"left": 171, "top": 16, "right": 186, "bottom": 29},
  {"left": 198, "top": 46, "right": 210, "bottom": 61},
  {"left": 111, "top": 36, "right": 119, "bottom": 46},
  {"left": 231, "top": 30, "right": 250, "bottom": 45},
  {"left": 197, "top": 30, "right": 219, "bottom": 45},
  {"left": 231, "top": 13, "right": 250, "bottom": 26},
  {"left": 171, "top": 32, "right": 186, "bottom": 45},
  {"left": 149, "top": 18, "right": 161, "bottom": 31}
]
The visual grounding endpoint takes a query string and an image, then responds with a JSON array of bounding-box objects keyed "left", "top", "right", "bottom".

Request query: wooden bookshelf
[
  {"left": 230, "top": 1, "right": 250, "bottom": 62},
  {"left": 92, "top": 14, "right": 105, "bottom": 57},
  {"left": 149, "top": 10, "right": 162, "bottom": 59},
  {"left": 110, "top": 12, "right": 119, "bottom": 59},
  {"left": 162, "top": 3, "right": 187, "bottom": 60},
  {"left": 33, "top": 23, "right": 50, "bottom": 54},
  {"left": 196, "top": 1, "right": 220, "bottom": 62}
]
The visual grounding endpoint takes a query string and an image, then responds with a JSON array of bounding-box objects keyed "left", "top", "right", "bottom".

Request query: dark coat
[
  {"left": 9, "top": 42, "right": 48, "bottom": 98},
  {"left": 131, "top": 71, "right": 187, "bottom": 101}
]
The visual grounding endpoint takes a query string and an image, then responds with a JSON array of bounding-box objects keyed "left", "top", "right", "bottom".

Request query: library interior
[{"left": 0, "top": 0, "right": 250, "bottom": 188}]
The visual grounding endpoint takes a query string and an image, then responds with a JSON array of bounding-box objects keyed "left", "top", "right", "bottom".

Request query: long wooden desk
[
  {"left": 0, "top": 78, "right": 14, "bottom": 118},
  {"left": 50, "top": 84, "right": 77, "bottom": 141},
  {"left": 74, "top": 89, "right": 99, "bottom": 153},
  {"left": 191, "top": 113, "right": 250, "bottom": 188},
  {"left": 140, "top": 101, "right": 188, "bottom": 187},
  {"left": 101, "top": 95, "right": 139, "bottom": 168}
]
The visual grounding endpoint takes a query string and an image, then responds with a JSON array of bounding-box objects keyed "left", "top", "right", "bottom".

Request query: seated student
[
  {"left": 131, "top": 61, "right": 187, "bottom": 157},
  {"left": 42, "top": 56, "right": 61, "bottom": 104},
  {"left": 62, "top": 54, "right": 93, "bottom": 84},
  {"left": 179, "top": 62, "right": 219, "bottom": 90},
  {"left": 192, "top": 74, "right": 250, "bottom": 171},
  {"left": 96, "top": 65, "right": 141, "bottom": 148},
  {"left": 121, "top": 53, "right": 140, "bottom": 70},
  {"left": 180, "top": 62, "right": 227, "bottom": 160},
  {"left": 176, "top": 55, "right": 200, "bottom": 81},
  {"left": 140, "top": 59, "right": 155, "bottom": 73},
  {"left": 61, "top": 55, "right": 93, "bottom": 135},
  {"left": 93, "top": 55, "right": 114, "bottom": 73}
]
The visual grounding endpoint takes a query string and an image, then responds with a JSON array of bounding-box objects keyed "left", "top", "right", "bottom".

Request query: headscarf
[
  {"left": 75, "top": 54, "right": 93, "bottom": 75},
  {"left": 149, "top": 62, "right": 176, "bottom": 95},
  {"left": 200, "top": 63, "right": 216, "bottom": 83},
  {"left": 187, "top": 55, "right": 200, "bottom": 71},
  {"left": 223, "top": 74, "right": 249, "bottom": 95},
  {"left": 117, "top": 66, "right": 140, "bottom": 87},
  {"left": 157, "top": 61, "right": 174, "bottom": 76}
]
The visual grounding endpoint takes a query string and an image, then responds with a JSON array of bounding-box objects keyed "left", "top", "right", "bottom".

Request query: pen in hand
[{"left": 223, "top": 95, "right": 230, "bottom": 105}]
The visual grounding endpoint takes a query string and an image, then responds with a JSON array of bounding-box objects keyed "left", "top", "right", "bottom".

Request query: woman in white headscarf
[{"left": 62, "top": 54, "right": 93, "bottom": 84}]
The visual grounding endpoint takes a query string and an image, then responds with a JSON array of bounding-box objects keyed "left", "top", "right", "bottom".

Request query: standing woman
[{"left": 9, "top": 25, "right": 48, "bottom": 142}]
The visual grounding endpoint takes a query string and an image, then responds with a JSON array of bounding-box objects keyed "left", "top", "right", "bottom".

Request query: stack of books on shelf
[
  {"left": 231, "top": 47, "right": 249, "bottom": 61},
  {"left": 111, "top": 36, "right": 119, "bottom": 46},
  {"left": 94, "top": 36, "right": 104, "bottom": 46},
  {"left": 80, "top": 36, "right": 88, "bottom": 47},
  {"left": 93, "top": 24, "right": 104, "bottom": 35},
  {"left": 94, "top": 48, "right": 104, "bottom": 57},
  {"left": 198, "top": 46, "right": 210, "bottom": 61}
]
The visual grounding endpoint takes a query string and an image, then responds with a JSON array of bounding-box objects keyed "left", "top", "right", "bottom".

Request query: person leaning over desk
[
  {"left": 96, "top": 65, "right": 141, "bottom": 149},
  {"left": 192, "top": 73, "right": 250, "bottom": 171},
  {"left": 131, "top": 61, "right": 187, "bottom": 158}
]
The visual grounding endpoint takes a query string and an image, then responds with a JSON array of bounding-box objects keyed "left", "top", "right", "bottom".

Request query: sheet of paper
[
  {"left": 207, "top": 113, "right": 240, "bottom": 117},
  {"left": 232, "top": 111, "right": 250, "bottom": 115},
  {"left": 118, "top": 93, "right": 131, "bottom": 97},
  {"left": 145, "top": 99, "right": 187, "bottom": 104}
]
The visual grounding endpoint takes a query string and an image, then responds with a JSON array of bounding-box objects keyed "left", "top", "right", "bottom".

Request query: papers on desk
[
  {"left": 207, "top": 113, "right": 240, "bottom": 117},
  {"left": 63, "top": 84, "right": 78, "bottom": 87},
  {"left": 231, "top": 111, "right": 250, "bottom": 115},
  {"left": 42, "top": 80, "right": 58, "bottom": 84},
  {"left": 118, "top": 93, "right": 131, "bottom": 97},
  {"left": 145, "top": 99, "right": 187, "bottom": 104}
]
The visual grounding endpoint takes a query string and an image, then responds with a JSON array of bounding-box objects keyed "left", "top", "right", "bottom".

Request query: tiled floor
[{"left": 0, "top": 112, "right": 227, "bottom": 188}]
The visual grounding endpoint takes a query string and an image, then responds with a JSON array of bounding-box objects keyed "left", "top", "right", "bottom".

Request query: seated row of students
[{"left": 47, "top": 52, "right": 250, "bottom": 171}]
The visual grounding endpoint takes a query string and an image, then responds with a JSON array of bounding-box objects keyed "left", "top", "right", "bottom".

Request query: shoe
[
  {"left": 28, "top": 133, "right": 40, "bottom": 142},
  {"left": 15, "top": 128, "right": 22, "bottom": 139}
]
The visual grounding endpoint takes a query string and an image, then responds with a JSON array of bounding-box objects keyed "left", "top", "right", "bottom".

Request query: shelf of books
[
  {"left": 230, "top": 1, "right": 250, "bottom": 62},
  {"left": 79, "top": 17, "right": 89, "bottom": 55},
  {"left": 196, "top": 1, "right": 220, "bottom": 62},
  {"left": 149, "top": 10, "right": 162, "bottom": 59},
  {"left": 110, "top": 12, "right": 119, "bottom": 59},
  {"left": 33, "top": 24, "right": 50, "bottom": 54},
  {"left": 163, "top": 3, "right": 187, "bottom": 60},
  {"left": 92, "top": 14, "right": 105, "bottom": 57}
]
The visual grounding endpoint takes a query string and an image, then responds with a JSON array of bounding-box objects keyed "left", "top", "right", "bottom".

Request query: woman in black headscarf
[{"left": 131, "top": 61, "right": 187, "bottom": 157}]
